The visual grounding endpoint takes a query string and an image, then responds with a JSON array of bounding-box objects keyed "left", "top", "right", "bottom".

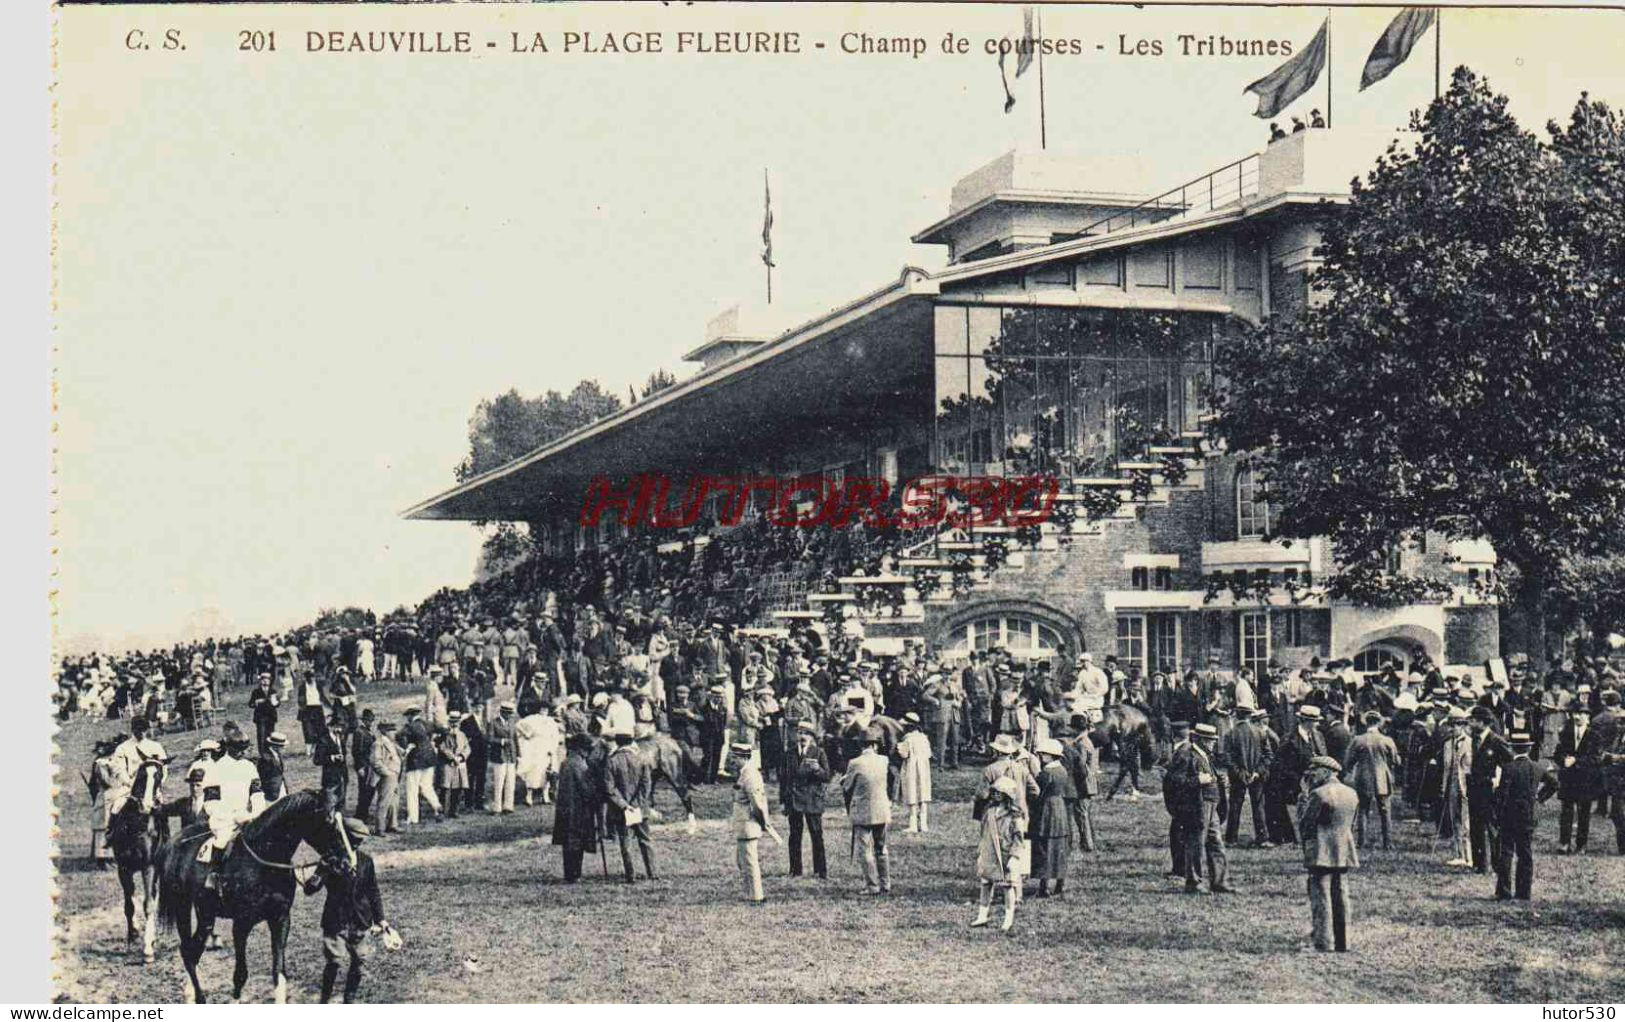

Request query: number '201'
[{"left": 238, "top": 31, "right": 275, "bottom": 52}]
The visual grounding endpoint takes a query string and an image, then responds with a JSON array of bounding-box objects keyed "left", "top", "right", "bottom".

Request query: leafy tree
[
  {"left": 456, "top": 380, "right": 623, "bottom": 483},
  {"left": 456, "top": 379, "right": 623, "bottom": 570},
  {"left": 641, "top": 368, "right": 679, "bottom": 400},
  {"left": 1213, "top": 69, "right": 1625, "bottom": 668}
]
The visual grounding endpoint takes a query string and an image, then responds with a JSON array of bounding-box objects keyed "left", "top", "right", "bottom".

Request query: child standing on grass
[
  {"left": 971, "top": 776, "right": 1029, "bottom": 932},
  {"left": 898, "top": 712, "right": 934, "bottom": 833}
]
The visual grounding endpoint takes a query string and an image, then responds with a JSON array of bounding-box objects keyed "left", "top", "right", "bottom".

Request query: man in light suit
[
  {"left": 1298, "top": 755, "right": 1359, "bottom": 952},
  {"left": 841, "top": 728, "right": 893, "bottom": 895},
  {"left": 1343, "top": 711, "right": 1402, "bottom": 851}
]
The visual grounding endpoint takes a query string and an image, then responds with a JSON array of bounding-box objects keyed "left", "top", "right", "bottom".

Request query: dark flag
[
  {"left": 998, "top": 7, "right": 1036, "bottom": 113},
  {"left": 760, "top": 170, "right": 774, "bottom": 269},
  {"left": 1360, "top": 8, "right": 1437, "bottom": 91},
  {"left": 1243, "top": 18, "right": 1329, "bottom": 119}
]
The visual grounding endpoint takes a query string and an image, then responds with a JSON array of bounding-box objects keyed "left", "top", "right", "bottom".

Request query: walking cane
[{"left": 595, "top": 809, "right": 609, "bottom": 878}]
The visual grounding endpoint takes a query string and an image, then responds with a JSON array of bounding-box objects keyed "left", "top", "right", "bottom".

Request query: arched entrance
[{"left": 933, "top": 600, "right": 1079, "bottom": 660}]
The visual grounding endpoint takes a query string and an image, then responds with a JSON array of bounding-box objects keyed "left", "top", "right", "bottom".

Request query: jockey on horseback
[{"left": 196, "top": 727, "right": 267, "bottom": 889}]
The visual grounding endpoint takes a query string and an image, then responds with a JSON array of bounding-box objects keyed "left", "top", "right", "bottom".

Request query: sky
[{"left": 53, "top": 2, "right": 1625, "bottom": 650}]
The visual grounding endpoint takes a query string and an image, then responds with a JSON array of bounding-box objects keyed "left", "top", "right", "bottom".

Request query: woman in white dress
[
  {"left": 515, "top": 710, "right": 560, "bottom": 805},
  {"left": 897, "top": 712, "right": 934, "bottom": 833}
]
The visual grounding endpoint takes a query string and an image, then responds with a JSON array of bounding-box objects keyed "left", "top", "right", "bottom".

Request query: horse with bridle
[
  {"left": 634, "top": 727, "right": 698, "bottom": 835},
  {"left": 105, "top": 757, "right": 166, "bottom": 963},
  {"left": 154, "top": 789, "right": 350, "bottom": 1003}
]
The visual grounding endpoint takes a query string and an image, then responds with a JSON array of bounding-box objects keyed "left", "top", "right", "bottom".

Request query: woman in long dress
[
  {"left": 1029, "top": 738, "right": 1075, "bottom": 897},
  {"left": 897, "top": 713, "right": 933, "bottom": 832}
]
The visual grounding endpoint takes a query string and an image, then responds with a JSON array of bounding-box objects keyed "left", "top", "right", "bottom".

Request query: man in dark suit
[
  {"left": 257, "top": 731, "right": 288, "bottom": 802},
  {"left": 1577, "top": 688, "right": 1625, "bottom": 854},
  {"left": 1298, "top": 755, "right": 1359, "bottom": 952},
  {"left": 1553, "top": 705, "right": 1598, "bottom": 853},
  {"left": 1269, "top": 705, "right": 1328, "bottom": 845},
  {"left": 782, "top": 721, "right": 829, "bottom": 879},
  {"left": 1168, "top": 723, "right": 1233, "bottom": 895},
  {"left": 1467, "top": 707, "right": 1513, "bottom": 872},
  {"left": 248, "top": 672, "right": 280, "bottom": 754},
  {"left": 351, "top": 710, "right": 378, "bottom": 823},
  {"left": 1493, "top": 731, "right": 1559, "bottom": 900},
  {"left": 1343, "top": 711, "right": 1401, "bottom": 851},
  {"left": 1221, "top": 707, "right": 1277, "bottom": 848}
]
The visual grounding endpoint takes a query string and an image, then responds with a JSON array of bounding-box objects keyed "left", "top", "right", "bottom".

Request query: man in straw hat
[
  {"left": 730, "top": 739, "right": 780, "bottom": 903},
  {"left": 1168, "top": 722, "right": 1234, "bottom": 894},
  {"left": 841, "top": 726, "right": 893, "bottom": 895},
  {"left": 1297, "top": 755, "right": 1358, "bottom": 952},
  {"left": 783, "top": 720, "right": 830, "bottom": 879},
  {"left": 1268, "top": 704, "right": 1328, "bottom": 846},
  {"left": 1493, "top": 731, "right": 1558, "bottom": 900},
  {"left": 604, "top": 723, "right": 657, "bottom": 883}
]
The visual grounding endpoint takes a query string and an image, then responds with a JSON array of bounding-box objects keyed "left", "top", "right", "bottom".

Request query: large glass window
[
  {"left": 1116, "top": 615, "right": 1147, "bottom": 672},
  {"left": 933, "top": 305, "right": 1216, "bottom": 477},
  {"left": 947, "top": 615, "right": 1067, "bottom": 659},
  {"left": 1236, "top": 462, "right": 1269, "bottom": 539},
  {"left": 1239, "top": 611, "right": 1270, "bottom": 676},
  {"left": 1352, "top": 644, "right": 1407, "bottom": 675}
]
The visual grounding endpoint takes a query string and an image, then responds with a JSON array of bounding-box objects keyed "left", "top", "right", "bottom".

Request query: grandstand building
[{"left": 406, "top": 129, "right": 1500, "bottom": 677}]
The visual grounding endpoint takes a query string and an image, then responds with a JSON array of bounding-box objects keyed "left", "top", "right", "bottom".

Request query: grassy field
[{"left": 52, "top": 683, "right": 1625, "bottom": 1003}]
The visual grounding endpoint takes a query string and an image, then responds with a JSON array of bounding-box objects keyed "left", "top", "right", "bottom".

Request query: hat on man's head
[
  {"left": 1602, "top": 689, "right": 1622, "bottom": 706},
  {"left": 361, "top": 708, "right": 375, "bottom": 721},
  {"left": 1192, "top": 723, "right": 1219, "bottom": 741},
  {"left": 1447, "top": 706, "right": 1469, "bottom": 721},
  {"left": 1509, "top": 731, "right": 1534, "bottom": 748},
  {"left": 902, "top": 712, "right": 922, "bottom": 727},
  {"left": 376, "top": 723, "right": 396, "bottom": 734},
  {"left": 796, "top": 720, "right": 818, "bottom": 735},
  {"left": 1037, "top": 737, "right": 1064, "bottom": 757},
  {"left": 1362, "top": 710, "right": 1382, "bottom": 727},
  {"left": 403, "top": 707, "right": 422, "bottom": 717},
  {"left": 729, "top": 740, "right": 753, "bottom": 755},
  {"left": 990, "top": 734, "right": 1020, "bottom": 754},
  {"left": 428, "top": 665, "right": 443, "bottom": 675},
  {"left": 1309, "top": 755, "right": 1342, "bottom": 772},
  {"left": 448, "top": 710, "right": 464, "bottom": 721},
  {"left": 499, "top": 701, "right": 516, "bottom": 712},
  {"left": 1470, "top": 706, "right": 1495, "bottom": 723},
  {"left": 197, "top": 739, "right": 221, "bottom": 753},
  {"left": 1169, "top": 720, "right": 1192, "bottom": 733},
  {"left": 1297, "top": 705, "right": 1323, "bottom": 720}
]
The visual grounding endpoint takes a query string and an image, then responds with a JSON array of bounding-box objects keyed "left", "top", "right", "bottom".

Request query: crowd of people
[{"left": 72, "top": 531, "right": 1625, "bottom": 993}]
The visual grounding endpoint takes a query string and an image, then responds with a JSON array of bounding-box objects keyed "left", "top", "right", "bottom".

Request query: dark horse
[
  {"left": 105, "top": 760, "right": 165, "bottom": 963},
  {"left": 635, "top": 731, "right": 697, "bottom": 835},
  {"left": 154, "top": 790, "right": 347, "bottom": 1003}
]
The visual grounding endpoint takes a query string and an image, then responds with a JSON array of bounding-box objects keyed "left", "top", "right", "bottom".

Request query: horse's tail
[{"left": 152, "top": 839, "right": 186, "bottom": 931}]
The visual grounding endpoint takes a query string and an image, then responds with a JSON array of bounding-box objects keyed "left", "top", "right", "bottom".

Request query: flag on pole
[
  {"left": 998, "top": 7, "right": 1036, "bottom": 113},
  {"left": 1243, "top": 18, "right": 1329, "bottom": 119},
  {"left": 1359, "top": 7, "right": 1437, "bottom": 91},
  {"left": 760, "top": 170, "right": 774, "bottom": 269}
]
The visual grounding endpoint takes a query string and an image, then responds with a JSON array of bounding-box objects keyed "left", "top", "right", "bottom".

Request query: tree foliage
[
  {"left": 1213, "top": 69, "right": 1625, "bottom": 661},
  {"left": 456, "top": 380, "right": 623, "bottom": 484},
  {"left": 641, "top": 368, "right": 679, "bottom": 400},
  {"left": 455, "top": 379, "right": 623, "bottom": 571}
]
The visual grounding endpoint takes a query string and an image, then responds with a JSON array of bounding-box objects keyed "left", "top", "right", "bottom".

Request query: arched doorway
[
  {"left": 1351, "top": 642, "right": 1411, "bottom": 676},
  {"left": 934, "top": 601, "right": 1079, "bottom": 660}
]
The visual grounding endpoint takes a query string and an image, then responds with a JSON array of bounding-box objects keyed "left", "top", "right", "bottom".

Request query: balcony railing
[{"left": 1057, "top": 153, "right": 1261, "bottom": 241}]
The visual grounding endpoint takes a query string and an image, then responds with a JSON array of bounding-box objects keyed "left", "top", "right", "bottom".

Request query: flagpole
[
  {"left": 763, "top": 167, "right": 773, "bottom": 305},
  {"left": 1434, "top": 9, "right": 1442, "bottom": 100},
  {"left": 1036, "top": 7, "right": 1048, "bottom": 150},
  {"left": 1325, "top": 13, "right": 1333, "bottom": 128}
]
